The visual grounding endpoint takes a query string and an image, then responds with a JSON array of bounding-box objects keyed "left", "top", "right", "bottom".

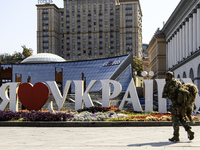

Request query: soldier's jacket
[
  {"left": 162, "top": 78, "right": 182, "bottom": 105},
  {"left": 163, "top": 78, "right": 198, "bottom": 119}
]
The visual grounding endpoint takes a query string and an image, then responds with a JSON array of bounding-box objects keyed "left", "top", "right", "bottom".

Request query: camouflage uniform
[{"left": 162, "top": 71, "right": 194, "bottom": 142}]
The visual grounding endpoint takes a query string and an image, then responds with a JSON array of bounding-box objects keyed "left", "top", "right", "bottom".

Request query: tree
[
  {"left": 11, "top": 51, "right": 23, "bottom": 63},
  {"left": 21, "top": 45, "right": 33, "bottom": 59},
  {"left": 0, "top": 45, "right": 33, "bottom": 64},
  {"left": 0, "top": 53, "right": 12, "bottom": 63},
  {"left": 133, "top": 56, "right": 143, "bottom": 76}
]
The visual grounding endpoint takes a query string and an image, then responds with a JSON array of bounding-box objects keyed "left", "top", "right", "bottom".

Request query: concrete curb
[{"left": 0, "top": 121, "right": 200, "bottom": 127}]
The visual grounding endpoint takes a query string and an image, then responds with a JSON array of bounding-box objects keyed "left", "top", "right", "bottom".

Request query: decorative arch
[
  {"left": 197, "top": 64, "right": 200, "bottom": 90},
  {"left": 177, "top": 74, "right": 180, "bottom": 78},
  {"left": 189, "top": 68, "right": 194, "bottom": 80},
  {"left": 198, "top": 64, "right": 200, "bottom": 77},
  {"left": 183, "top": 72, "right": 187, "bottom": 78}
]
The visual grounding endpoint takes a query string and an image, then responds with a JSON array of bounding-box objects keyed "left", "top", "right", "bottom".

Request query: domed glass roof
[{"left": 21, "top": 53, "right": 66, "bottom": 64}]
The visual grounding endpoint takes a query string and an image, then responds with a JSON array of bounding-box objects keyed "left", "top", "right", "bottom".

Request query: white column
[
  {"left": 185, "top": 19, "right": 189, "bottom": 57},
  {"left": 179, "top": 26, "right": 182, "bottom": 60},
  {"left": 169, "top": 39, "right": 173, "bottom": 68},
  {"left": 178, "top": 29, "right": 181, "bottom": 61},
  {"left": 177, "top": 30, "right": 180, "bottom": 62},
  {"left": 166, "top": 42, "right": 169, "bottom": 69},
  {"left": 174, "top": 33, "right": 177, "bottom": 64},
  {"left": 173, "top": 36, "right": 176, "bottom": 65},
  {"left": 193, "top": 9, "right": 197, "bottom": 52},
  {"left": 169, "top": 40, "right": 172, "bottom": 68},
  {"left": 177, "top": 32, "right": 179, "bottom": 63},
  {"left": 197, "top": 6, "right": 200, "bottom": 49},
  {"left": 189, "top": 15, "right": 193, "bottom": 55},
  {"left": 171, "top": 39, "right": 174, "bottom": 67},
  {"left": 182, "top": 23, "right": 186, "bottom": 58}
]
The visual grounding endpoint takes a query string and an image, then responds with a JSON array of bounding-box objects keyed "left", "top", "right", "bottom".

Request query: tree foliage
[
  {"left": 0, "top": 45, "right": 33, "bottom": 64},
  {"left": 21, "top": 45, "right": 33, "bottom": 59},
  {"left": 133, "top": 56, "right": 143, "bottom": 76}
]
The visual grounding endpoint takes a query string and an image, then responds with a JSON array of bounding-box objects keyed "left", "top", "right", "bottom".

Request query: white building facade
[{"left": 162, "top": 0, "right": 200, "bottom": 89}]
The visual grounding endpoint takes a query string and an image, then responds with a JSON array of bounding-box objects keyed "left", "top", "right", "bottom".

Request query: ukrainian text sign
[{"left": 0, "top": 78, "right": 199, "bottom": 113}]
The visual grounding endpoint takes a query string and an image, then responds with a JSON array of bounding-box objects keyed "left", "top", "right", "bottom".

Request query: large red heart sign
[{"left": 18, "top": 82, "right": 50, "bottom": 111}]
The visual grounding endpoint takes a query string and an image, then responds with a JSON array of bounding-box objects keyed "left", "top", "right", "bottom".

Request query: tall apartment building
[{"left": 36, "top": 0, "right": 142, "bottom": 60}]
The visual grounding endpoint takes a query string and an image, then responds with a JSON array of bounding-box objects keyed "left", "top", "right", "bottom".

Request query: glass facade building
[{"left": 1, "top": 54, "right": 133, "bottom": 93}]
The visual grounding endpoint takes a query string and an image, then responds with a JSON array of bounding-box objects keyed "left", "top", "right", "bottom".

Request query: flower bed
[
  {"left": 0, "top": 111, "right": 74, "bottom": 121},
  {"left": 1, "top": 107, "right": 200, "bottom": 122}
]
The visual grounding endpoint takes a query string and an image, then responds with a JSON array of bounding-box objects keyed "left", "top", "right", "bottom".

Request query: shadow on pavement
[{"left": 127, "top": 141, "right": 180, "bottom": 147}]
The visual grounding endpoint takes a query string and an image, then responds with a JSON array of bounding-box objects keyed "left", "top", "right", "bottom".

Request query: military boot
[
  {"left": 187, "top": 129, "right": 194, "bottom": 140},
  {"left": 169, "top": 135, "right": 180, "bottom": 142}
]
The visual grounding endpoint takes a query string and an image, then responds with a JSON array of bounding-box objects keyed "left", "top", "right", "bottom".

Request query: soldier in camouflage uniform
[{"left": 162, "top": 71, "right": 194, "bottom": 142}]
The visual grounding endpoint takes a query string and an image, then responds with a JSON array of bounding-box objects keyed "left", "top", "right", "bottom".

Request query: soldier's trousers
[{"left": 172, "top": 114, "right": 191, "bottom": 136}]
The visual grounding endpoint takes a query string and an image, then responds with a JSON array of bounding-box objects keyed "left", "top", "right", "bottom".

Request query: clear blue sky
[{"left": 0, "top": 0, "right": 180, "bottom": 55}]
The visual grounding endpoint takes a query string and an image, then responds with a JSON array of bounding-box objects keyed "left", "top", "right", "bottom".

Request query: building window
[
  {"left": 43, "top": 49, "right": 48, "bottom": 53},
  {"left": 42, "top": 9, "right": 48, "bottom": 14},
  {"left": 126, "top": 22, "right": 132, "bottom": 27},
  {"left": 126, "top": 28, "right": 132, "bottom": 33},
  {"left": 126, "top": 46, "right": 132, "bottom": 51},
  {"left": 43, "top": 32, "right": 48, "bottom": 36},
  {"left": 43, "top": 37, "right": 48, "bottom": 42},
  {"left": 43, "top": 43, "right": 48, "bottom": 48},
  {"left": 42, "top": 14, "right": 48, "bottom": 20},
  {"left": 126, "top": 10, "right": 132, "bottom": 16},
  {"left": 43, "top": 26, "right": 48, "bottom": 31},
  {"left": 126, "top": 16, "right": 132, "bottom": 21},
  {"left": 126, "top": 5, "right": 132, "bottom": 10}
]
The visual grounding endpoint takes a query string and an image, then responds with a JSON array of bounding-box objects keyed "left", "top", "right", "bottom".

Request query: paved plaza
[{"left": 0, "top": 126, "right": 200, "bottom": 150}]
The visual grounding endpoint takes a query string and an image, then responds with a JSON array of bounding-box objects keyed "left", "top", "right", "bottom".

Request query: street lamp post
[{"left": 141, "top": 71, "right": 154, "bottom": 112}]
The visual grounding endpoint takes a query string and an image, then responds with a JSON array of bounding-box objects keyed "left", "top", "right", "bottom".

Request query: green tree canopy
[
  {"left": 21, "top": 45, "right": 33, "bottom": 59},
  {"left": 133, "top": 56, "right": 143, "bottom": 76},
  {"left": 0, "top": 45, "right": 33, "bottom": 64}
]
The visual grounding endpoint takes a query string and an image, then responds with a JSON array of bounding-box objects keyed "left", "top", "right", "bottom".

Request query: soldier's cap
[{"left": 165, "top": 71, "right": 174, "bottom": 77}]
